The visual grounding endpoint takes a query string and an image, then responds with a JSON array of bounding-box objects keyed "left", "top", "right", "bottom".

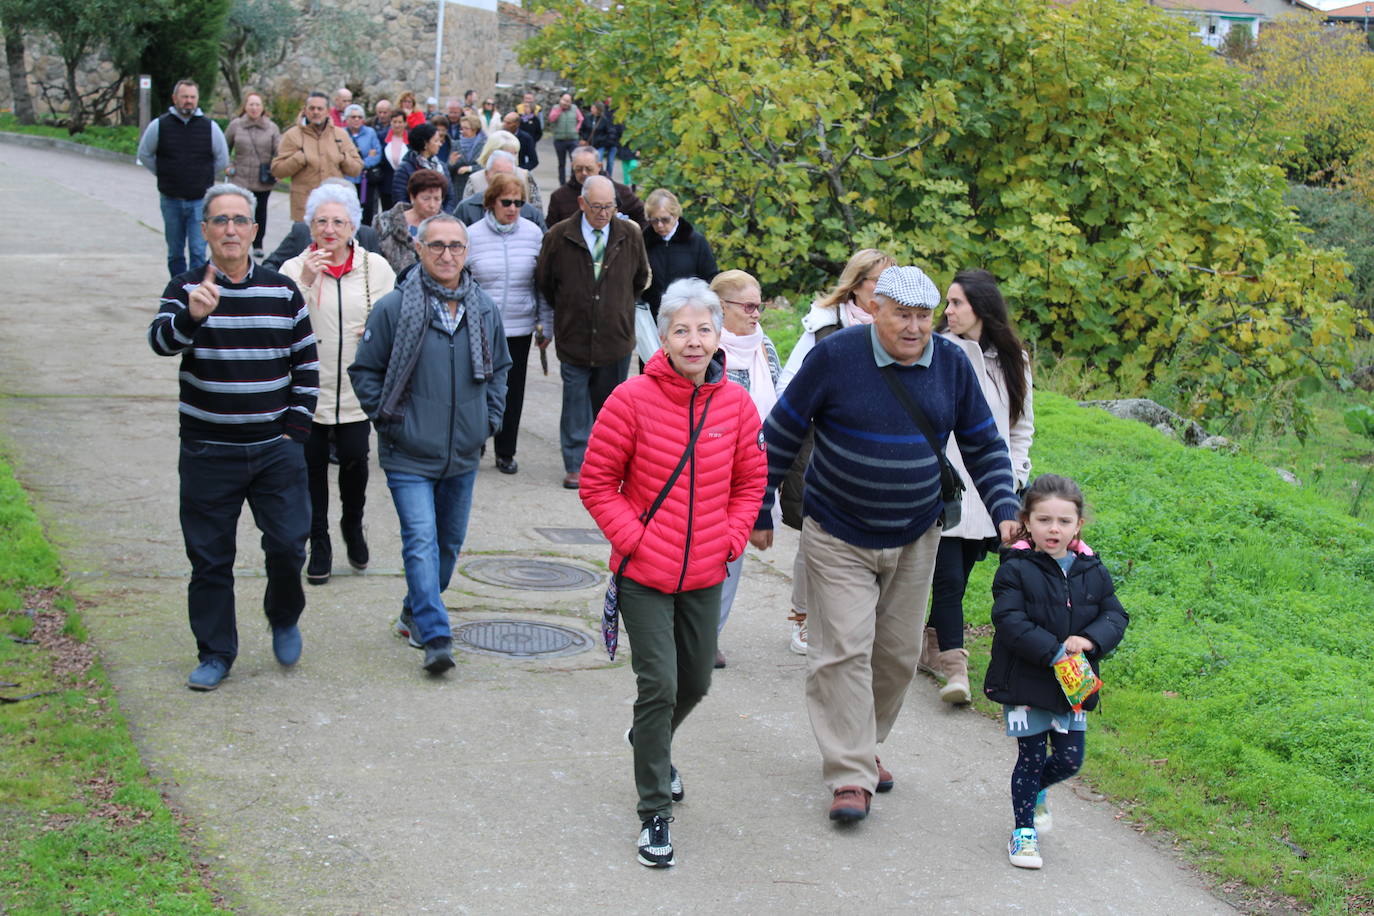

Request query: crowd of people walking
[{"left": 142, "top": 78, "right": 1128, "bottom": 877}]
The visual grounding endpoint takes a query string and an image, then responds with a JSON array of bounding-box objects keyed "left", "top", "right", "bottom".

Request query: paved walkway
[{"left": 0, "top": 139, "right": 1234, "bottom": 915}]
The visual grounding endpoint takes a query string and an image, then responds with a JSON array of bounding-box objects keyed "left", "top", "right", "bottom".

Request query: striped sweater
[
  {"left": 760, "top": 325, "right": 1020, "bottom": 549},
  {"left": 148, "top": 263, "right": 319, "bottom": 443}
]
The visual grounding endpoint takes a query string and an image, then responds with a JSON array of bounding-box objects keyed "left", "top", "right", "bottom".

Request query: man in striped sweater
[
  {"left": 148, "top": 183, "right": 320, "bottom": 692},
  {"left": 754, "top": 265, "right": 1021, "bottom": 823}
]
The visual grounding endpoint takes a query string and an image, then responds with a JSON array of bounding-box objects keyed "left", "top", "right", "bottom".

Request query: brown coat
[
  {"left": 535, "top": 215, "right": 650, "bottom": 367},
  {"left": 271, "top": 121, "right": 363, "bottom": 220}
]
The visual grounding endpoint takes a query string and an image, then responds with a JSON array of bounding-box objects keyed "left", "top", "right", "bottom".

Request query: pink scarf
[
  {"left": 843, "top": 299, "right": 874, "bottom": 327},
  {"left": 719, "top": 326, "right": 776, "bottom": 420}
]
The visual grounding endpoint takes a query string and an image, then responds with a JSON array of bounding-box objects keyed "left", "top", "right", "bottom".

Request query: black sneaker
[
  {"left": 423, "top": 637, "right": 455, "bottom": 674},
  {"left": 625, "top": 728, "right": 684, "bottom": 801},
  {"left": 637, "top": 815, "right": 675, "bottom": 868},
  {"left": 306, "top": 535, "right": 331, "bottom": 585},
  {"left": 340, "top": 522, "right": 368, "bottom": 571}
]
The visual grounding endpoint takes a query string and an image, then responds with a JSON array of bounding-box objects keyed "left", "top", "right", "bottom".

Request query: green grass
[
  {"left": 955, "top": 393, "right": 1373, "bottom": 914},
  {"left": 0, "top": 453, "right": 230, "bottom": 915},
  {"left": 0, "top": 113, "right": 140, "bottom": 157}
]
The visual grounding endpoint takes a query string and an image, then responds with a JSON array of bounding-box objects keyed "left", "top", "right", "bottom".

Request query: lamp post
[{"left": 1365, "top": 3, "right": 1370, "bottom": 36}]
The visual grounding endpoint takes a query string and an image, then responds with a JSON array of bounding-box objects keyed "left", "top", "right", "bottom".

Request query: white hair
[
  {"left": 343, "top": 104, "right": 365, "bottom": 118},
  {"left": 202, "top": 182, "right": 255, "bottom": 214},
  {"left": 303, "top": 183, "right": 362, "bottom": 237},
  {"left": 657, "top": 278, "right": 723, "bottom": 337}
]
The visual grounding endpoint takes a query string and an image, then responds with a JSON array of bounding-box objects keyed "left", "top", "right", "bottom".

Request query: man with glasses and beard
[{"left": 349, "top": 214, "right": 511, "bottom": 676}]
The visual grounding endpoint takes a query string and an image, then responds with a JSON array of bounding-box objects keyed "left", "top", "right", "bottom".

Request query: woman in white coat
[
  {"left": 282, "top": 183, "right": 396, "bottom": 585},
  {"left": 919, "top": 269, "right": 1034, "bottom": 703}
]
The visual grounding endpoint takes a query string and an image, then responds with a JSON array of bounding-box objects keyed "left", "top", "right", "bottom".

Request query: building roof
[
  {"left": 1150, "top": 0, "right": 1267, "bottom": 16},
  {"left": 1322, "top": 0, "right": 1374, "bottom": 15}
]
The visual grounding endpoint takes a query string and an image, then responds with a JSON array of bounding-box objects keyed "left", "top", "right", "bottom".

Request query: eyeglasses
[
  {"left": 311, "top": 217, "right": 350, "bottom": 230},
  {"left": 583, "top": 202, "right": 616, "bottom": 214},
  {"left": 648, "top": 216, "right": 675, "bottom": 226},
  {"left": 423, "top": 240, "right": 467, "bottom": 256},
  {"left": 721, "top": 299, "right": 763, "bottom": 314},
  {"left": 497, "top": 198, "right": 524, "bottom": 208},
  {"left": 205, "top": 215, "right": 254, "bottom": 227}
]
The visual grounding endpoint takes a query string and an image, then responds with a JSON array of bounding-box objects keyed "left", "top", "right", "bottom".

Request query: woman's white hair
[
  {"left": 303, "top": 182, "right": 362, "bottom": 238},
  {"left": 343, "top": 103, "right": 365, "bottom": 118},
  {"left": 477, "top": 130, "right": 520, "bottom": 166},
  {"left": 657, "top": 278, "right": 723, "bottom": 337}
]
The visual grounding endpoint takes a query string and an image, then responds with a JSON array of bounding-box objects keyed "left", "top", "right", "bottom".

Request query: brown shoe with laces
[
  {"left": 829, "top": 785, "right": 872, "bottom": 823},
  {"left": 875, "top": 757, "right": 894, "bottom": 793}
]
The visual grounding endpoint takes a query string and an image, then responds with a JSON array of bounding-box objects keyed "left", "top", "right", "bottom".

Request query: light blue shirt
[{"left": 870, "top": 324, "right": 935, "bottom": 368}]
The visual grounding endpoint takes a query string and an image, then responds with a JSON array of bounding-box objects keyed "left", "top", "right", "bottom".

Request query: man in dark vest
[{"left": 137, "top": 79, "right": 229, "bottom": 278}]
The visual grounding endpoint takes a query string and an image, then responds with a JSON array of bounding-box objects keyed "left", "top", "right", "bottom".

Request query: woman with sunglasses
[
  {"left": 640, "top": 188, "right": 718, "bottom": 321},
  {"left": 463, "top": 173, "right": 551, "bottom": 475}
]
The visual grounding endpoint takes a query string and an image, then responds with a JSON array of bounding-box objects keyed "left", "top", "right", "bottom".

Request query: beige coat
[
  {"left": 224, "top": 115, "right": 280, "bottom": 192},
  {"left": 941, "top": 333, "right": 1034, "bottom": 539},
  {"left": 282, "top": 248, "right": 396, "bottom": 424},
  {"left": 271, "top": 121, "right": 363, "bottom": 220}
]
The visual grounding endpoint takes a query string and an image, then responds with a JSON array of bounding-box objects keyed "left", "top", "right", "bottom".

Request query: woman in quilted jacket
[{"left": 580, "top": 278, "right": 767, "bottom": 870}]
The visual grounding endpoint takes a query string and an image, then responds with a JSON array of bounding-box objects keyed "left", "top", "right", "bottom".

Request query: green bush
[{"left": 1285, "top": 184, "right": 1374, "bottom": 321}]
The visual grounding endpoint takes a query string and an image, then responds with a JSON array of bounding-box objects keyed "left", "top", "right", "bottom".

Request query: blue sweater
[{"left": 760, "top": 326, "right": 1020, "bottom": 549}]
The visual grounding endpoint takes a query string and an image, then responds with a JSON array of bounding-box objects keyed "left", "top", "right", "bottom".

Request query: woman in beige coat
[
  {"left": 224, "top": 92, "right": 280, "bottom": 258},
  {"left": 281, "top": 184, "right": 396, "bottom": 584}
]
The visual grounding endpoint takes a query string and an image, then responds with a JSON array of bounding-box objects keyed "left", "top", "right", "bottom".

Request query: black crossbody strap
[
  {"left": 879, "top": 365, "right": 957, "bottom": 477},
  {"left": 615, "top": 390, "right": 715, "bottom": 576}
]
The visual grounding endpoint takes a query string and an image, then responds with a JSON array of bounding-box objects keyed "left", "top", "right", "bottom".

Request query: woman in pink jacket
[{"left": 580, "top": 278, "right": 767, "bottom": 870}]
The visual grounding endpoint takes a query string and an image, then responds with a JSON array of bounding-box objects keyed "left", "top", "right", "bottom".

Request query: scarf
[
  {"left": 719, "top": 326, "right": 776, "bottom": 420},
  {"left": 377, "top": 267, "right": 492, "bottom": 423},
  {"left": 484, "top": 211, "right": 518, "bottom": 235},
  {"left": 843, "top": 299, "right": 874, "bottom": 327}
]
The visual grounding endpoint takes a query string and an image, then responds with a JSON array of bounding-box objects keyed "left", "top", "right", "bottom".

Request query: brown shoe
[
  {"left": 562, "top": 471, "right": 580, "bottom": 490},
  {"left": 875, "top": 757, "right": 893, "bottom": 793},
  {"left": 937, "top": 647, "right": 972, "bottom": 704},
  {"left": 917, "top": 626, "right": 940, "bottom": 677},
  {"left": 829, "top": 786, "right": 872, "bottom": 823}
]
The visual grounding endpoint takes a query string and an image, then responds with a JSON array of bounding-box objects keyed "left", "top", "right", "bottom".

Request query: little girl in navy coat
[{"left": 983, "top": 474, "right": 1129, "bottom": 869}]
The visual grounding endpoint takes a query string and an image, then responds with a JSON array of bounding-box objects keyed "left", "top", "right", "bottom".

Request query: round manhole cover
[
  {"left": 460, "top": 557, "right": 602, "bottom": 591},
  {"left": 453, "top": 619, "right": 594, "bottom": 658}
]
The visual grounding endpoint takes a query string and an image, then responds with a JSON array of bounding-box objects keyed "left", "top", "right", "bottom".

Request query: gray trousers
[{"left": 559, "top": 357, "right": 631, "bottom": 472}]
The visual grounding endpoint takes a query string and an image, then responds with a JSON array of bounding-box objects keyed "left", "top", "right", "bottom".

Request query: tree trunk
[
  {"left": 64, "top": 58, "right": 84, "bottom": 133},
  {"left": 5, "top": 31, "right": 36, "bottom": 124}
]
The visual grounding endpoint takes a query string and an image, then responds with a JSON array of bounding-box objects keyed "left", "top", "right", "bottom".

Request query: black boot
[
  {"left": 306, "top": 534, "right": 332, "bottom": 585},
  {"left": 341, "top": 519, "right": 369, "bottom": 571}
]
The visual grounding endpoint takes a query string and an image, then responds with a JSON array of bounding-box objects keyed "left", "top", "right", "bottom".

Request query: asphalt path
[{"left": 0, "top": 135, "right": 1236, "bottom": 915}]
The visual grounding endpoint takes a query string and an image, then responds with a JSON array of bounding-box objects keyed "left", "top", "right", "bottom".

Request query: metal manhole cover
[
  {"left": 460, "top": 557, "right": 602, "bottom": 591},
  {"left": 453, "top": 620, "right": 593, "bottom": 658}
]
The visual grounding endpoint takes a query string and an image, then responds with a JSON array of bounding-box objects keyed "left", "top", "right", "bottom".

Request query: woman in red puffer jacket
[{"left": 580, "top": 278, "right": 767, "bottom": 870}]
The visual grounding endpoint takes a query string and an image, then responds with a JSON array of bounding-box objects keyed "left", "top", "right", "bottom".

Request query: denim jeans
[
  {"left": 179, "top": 436, "right": 309, "bottom": 668},
  {"left": 385, "top": 469, "right": 477, "bottom": 645},
  {"left": 160, "top": 195, "right": 207, "bottom": 278},
  {"left": 559, "top": 356, "right": 630, "bottom": 472}
]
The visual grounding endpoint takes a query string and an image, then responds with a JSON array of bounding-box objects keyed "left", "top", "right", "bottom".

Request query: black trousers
[
  {"left": 926, "top": 536, "right": 993, "bottom": 651},
  {"left": 303, "top": 420, "right": 371, "bottom": 540},
  {"left": 179, "top": 437, "right": 309, "bottom": 666},
  {"left": 493, "top": 333, "right": 532, "bottom": 460},
  {"left": 251, "top": 190, "right": 271, "bottom": 249}
]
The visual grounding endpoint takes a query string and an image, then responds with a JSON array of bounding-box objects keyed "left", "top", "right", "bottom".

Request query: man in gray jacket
[{"left": 349, "top": 213, "right": 512, "bottom": 674}]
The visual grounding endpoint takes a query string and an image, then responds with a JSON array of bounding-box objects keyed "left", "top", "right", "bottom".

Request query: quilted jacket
[{"left": 580, "top": 349, "right": 768, "bottom": 594}]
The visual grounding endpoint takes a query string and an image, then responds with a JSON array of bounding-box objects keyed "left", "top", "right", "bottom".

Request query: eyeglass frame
[
  {"left": 720, "top": 298, "right": 764, "bottom": 314},
  {"left": 204, "top": 214, "right": 255, "bottom": 227},
  {"left": 422, "top": 240, "right": 468, "bottom": 257}
]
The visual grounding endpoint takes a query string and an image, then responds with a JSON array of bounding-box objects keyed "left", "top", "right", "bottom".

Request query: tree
[
  {"left": 524, "top": 0, "right": 1361, "bottom": 425},
  {"left": 0, "top": 0, "right": 39, "bottom": 124},
  {"left": 1220, "top": 24, "right": 1256, "bottom": 62},
  {"left": 218, "top": 0, "right": 294, "bottom": 110},
  {"left": 133, "top": 0, "right": 230, "bottom": 114}
]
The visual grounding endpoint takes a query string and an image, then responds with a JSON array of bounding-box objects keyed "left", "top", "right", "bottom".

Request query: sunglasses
[{"left": 498, "top": 198, "right": 524, "bottom": 208}]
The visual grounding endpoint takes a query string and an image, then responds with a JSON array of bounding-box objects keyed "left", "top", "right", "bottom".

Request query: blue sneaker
[
  {"left": 1008, "top": 827, "right": 1043, "bottom": 869},
  {"left": 272, "top": 625, "right": 302, "bottom": 666},
  {"left": 187, "top": 658, "right": 229, "bottom": 691}
]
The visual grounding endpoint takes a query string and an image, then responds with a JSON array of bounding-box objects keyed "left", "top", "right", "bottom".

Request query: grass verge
[
  {"left": 0, "top": 113, "right": 140, "bottom": 157},
  {"left": 953, "top": 393, "right": 1373, "bottom": 915},
  {"left": 0, "top": 452, "right": 230, "bottom": 915}
]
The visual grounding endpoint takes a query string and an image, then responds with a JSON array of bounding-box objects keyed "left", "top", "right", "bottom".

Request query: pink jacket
[{"left": 581, "top": 350, "right": 767, "bottom": 594}]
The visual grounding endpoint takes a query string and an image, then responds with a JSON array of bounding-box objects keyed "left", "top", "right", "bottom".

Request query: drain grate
[
  {"left": 460, "top": 557, "right": 602, "bottom": 591},
  {"left": 453, "top": 620, "right": 594, "bottom": 658}
]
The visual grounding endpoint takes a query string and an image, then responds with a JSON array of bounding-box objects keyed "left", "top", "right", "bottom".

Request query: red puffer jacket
[{"left": 581, "top": 349, "right": 767, "bottom": 594}]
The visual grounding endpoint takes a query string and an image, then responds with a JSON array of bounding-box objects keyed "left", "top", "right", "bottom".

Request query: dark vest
[{"left": 155, "top": 112, "right": 215, "bottom": 200}]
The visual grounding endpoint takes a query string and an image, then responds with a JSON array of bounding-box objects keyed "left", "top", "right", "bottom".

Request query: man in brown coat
[
  {"left": 545, "top": 146, "right": 646, "bottom": 229},
  {"left": 535, "top": 175, "right": 650, "bottom": 489},
  {"left": 271, "top": 92, "right": 364, "bottom": 221}
]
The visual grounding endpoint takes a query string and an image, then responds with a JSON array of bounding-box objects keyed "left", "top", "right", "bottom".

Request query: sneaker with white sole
[
  {"left": 1034, "top": 789, "right": 1053, "bottom": 833},
  {"left": 637, "top": 814, "right": 675, "bottom": 867},
  {"left": 394, "top": 611, "right": 421, "bottom": 649},
  {"left": 788, "top": 611, "right": 808, "bottom": 655},
  {"left": 1008, "top": 827, "right": 1043, "bottom": 869}
]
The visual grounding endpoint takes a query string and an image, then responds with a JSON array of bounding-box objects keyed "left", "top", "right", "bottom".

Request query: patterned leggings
[{"left": 1011, "top": 730, "right": 1085, "bottom": 829}]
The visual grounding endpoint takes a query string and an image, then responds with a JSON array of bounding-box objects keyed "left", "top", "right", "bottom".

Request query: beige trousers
[{"left": 801, "top": 516, "right": 941, "bottom": 792}]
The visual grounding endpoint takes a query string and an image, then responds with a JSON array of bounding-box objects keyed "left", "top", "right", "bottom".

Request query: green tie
[{"left": 592, "top": 228, "right": 605, "bottom": 281}]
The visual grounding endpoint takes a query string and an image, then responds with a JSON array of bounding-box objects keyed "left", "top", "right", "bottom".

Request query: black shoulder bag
[
  {"left": 878, "top": 366, "right": 965, "bottom": 528},
  {"left": 600, "top": 391, "right": 715, "bottom": 659}
]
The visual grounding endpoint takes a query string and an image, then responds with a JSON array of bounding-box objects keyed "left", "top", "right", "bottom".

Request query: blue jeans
[
  {"left": 179, "top": 436, "right": 309, "bottom": 667},
  {"left": 559, "top": 356, "right": 630, "bottom": 472},
  {"left": 160, "top": 195, "right": 207, "bottom": 278},
  {"left": 385, "top": 469, "right": 477, "bottom": 645}
]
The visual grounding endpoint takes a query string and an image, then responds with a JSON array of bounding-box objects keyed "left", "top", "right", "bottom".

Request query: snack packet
[{"left": 1052, "top": 650, "right": 1101, "bottom": 711}]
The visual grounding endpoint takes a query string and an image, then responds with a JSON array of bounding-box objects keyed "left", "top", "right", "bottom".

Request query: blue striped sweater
[
  {"left": 760, "top": 326, "right": 1020, "bottom": 549},
  {"left": 148, "top": 263, "right": 319, "bottom": 443}
]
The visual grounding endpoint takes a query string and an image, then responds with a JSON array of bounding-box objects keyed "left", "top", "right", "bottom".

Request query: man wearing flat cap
[{"left": 754, "top": 265, "right": 1021, "bottom": 824}]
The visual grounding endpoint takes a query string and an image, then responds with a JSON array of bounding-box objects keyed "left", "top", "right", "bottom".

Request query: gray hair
[
  {"left": 202, "top": 182, "right": 255, "bottom": 215},
  {"left": 657, "top": 278, "right": 723, "bottom": 337},
  {"left": 486, "top": 149, "right": 517, "bottom": 173},
  {"left": 304, "top": 183, "right": 361, "bottom": 237},
  {"left": 570, "top": 145, "right": 601, "bottom": 166},
  {"left": 343, "top": 104, "right": 365, "bottom": 118},
  {"left": 581, "top": 174, "right": 614, "bottom": 201},
  {"left": 416, "top": 212, "right": 466, "bottom": 243}
]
